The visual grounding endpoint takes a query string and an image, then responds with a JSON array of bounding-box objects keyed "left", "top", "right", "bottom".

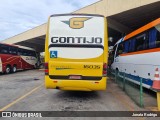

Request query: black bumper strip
[
  {"left": 49, "top": 44, "right": 104, "bottom": 50},
  {"left": 49, "top": 75, "right": 102, "bottom": 80}
]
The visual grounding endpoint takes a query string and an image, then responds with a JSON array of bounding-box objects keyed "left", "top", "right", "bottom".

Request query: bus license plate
[{"left": 69, "top": 75, "right": 82, "bottom": 80}]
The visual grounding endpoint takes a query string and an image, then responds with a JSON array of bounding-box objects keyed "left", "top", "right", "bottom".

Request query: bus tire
[
  {"left": 6, "top": 65, "right": 11, "bottom": 74},
  {"left": 12, "top": 65, "right": 17, "bottom": 73}
]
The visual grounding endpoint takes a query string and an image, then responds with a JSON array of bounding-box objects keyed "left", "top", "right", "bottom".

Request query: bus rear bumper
[{"left": 45, "top": 76, "right": 107, "bottom": 91}]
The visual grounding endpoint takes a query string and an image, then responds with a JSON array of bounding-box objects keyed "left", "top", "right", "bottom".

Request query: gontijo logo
[{"left": 62, "top": 17, "right": 91, "bottom": 29}]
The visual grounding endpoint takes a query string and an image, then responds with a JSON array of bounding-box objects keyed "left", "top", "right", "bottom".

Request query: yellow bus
[{"left": 45, "top": 14, "right": 108, "bottom": 91}]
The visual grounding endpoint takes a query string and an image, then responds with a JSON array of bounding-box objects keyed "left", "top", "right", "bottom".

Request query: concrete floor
[{"left": 0, "top": 70, "right": 158, "bottom": 120}]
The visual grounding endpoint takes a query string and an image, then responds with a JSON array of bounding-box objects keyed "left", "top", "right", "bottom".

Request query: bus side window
[
  {"left": 154, "top": 24, "right": 160, "bottom": 47},
  {"left": 22, "top": 49, "right": 27, "bottom": 56},
  {"left": 18, "top": 49, "right": 23, "bottom": 55},
  {"left": 116, "top": 43, "right": 123, "bottom": 56},
  {"left": 25, "top": 50, "right": 30, "bottom": 56},
  {"left": 124, "top": 41, "right": 129, "bottom": 53},
  {"left": 31, "top": 51, "right": 36, "bottom": 57},
  {"left": 156, "top": 30, "right": 160, "bottom": 47},
  {"left": 27, "top": 50, "right": 32, "bottom": 56},
  {"left": 0, "top": 44, "right": 2, "bottom": 54},
  {"left": 135, "top": 33, "right": 147, "bottom": 51},
  {"left": 129, "top": 38, "right": 136, "bottom": 52},
  {"left": 9, "top": 47, "right": 17, "bottom": 55},
  {"left": 0, "top": 45, "right": 9, "bottom": 54},
  {"left": 155, "top": 24, "right": 160, "bottom": 47},
  {"left": 149, "top": 28, "right": 157, "bottom": 48}
]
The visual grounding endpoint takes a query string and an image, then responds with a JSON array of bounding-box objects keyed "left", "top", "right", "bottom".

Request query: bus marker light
[
  {"left": 95, "top": 82, "right": 99, "bottom": 84},
  {"left": 45, "top": 69, "right": 49, "bottom": 73},
  {"left": 45, "top": 62, "right": 49, "bottom": 75},
  {"left": 103, "top": 63, "right": 107, "bottom": 76}
]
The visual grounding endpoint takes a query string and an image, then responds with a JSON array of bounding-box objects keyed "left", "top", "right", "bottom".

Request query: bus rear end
[{"left": 45, "top": 14, "right": 108, "bottom": 91}]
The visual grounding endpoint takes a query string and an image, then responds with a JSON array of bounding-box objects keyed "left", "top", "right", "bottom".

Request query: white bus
[{"left": 111, "top": 18, "right": 160, "bottom": 89}]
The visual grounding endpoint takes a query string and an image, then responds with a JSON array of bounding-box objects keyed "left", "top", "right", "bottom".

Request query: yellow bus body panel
[{"left": 45, "top": 75, "right": 107, "bottom": 91}]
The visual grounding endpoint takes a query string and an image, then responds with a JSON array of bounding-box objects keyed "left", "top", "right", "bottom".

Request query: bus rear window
[{"left": 49, "top": 16, "right": 104, "bottom": 59}]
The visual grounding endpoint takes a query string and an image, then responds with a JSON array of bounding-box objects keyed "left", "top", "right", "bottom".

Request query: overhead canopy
[{"left": 2, "top": 0, "right": 160, "bottom": 52}]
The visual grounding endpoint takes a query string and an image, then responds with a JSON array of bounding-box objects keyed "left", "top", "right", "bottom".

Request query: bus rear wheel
[
  {"left": 12, "top": 66, "right": 17, "bottom": 73},
  {"left": 6, "top": 66, "right": 11, "bottom": 74}
]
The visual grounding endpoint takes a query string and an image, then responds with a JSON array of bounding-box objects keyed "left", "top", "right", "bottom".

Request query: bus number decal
[{"left": 84, "top": 65, "right": 100, "bottom": 69}]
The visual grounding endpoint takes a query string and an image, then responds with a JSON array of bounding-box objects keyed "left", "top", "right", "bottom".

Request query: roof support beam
[{"left": 16, "top": 41, "right": 44, "bottom": 52}]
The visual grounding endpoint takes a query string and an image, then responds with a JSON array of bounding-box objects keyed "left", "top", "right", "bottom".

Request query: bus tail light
[
  {"left": 103, "top": 63, "right": 107, "bottom": 76},
  {"left": 45, "top": 62, "right": 49, "bottom": 75}
]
